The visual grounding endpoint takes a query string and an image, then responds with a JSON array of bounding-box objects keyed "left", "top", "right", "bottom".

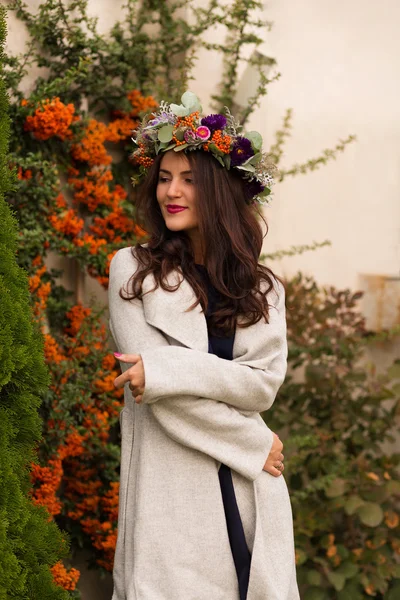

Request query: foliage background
[
  {"left": 0, "top": 6, "right": 79, "bottom": 598},
  {"left": 3, "top": 1, "right": 400, "bottom": 598}
]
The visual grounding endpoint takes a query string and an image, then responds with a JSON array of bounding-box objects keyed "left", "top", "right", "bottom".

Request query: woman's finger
[
  {"left": 263, "top": 463, "right": 282, "bottom": 477},
  {"left": 114, "top": 372, "right": 130, "bottom": 389},
  {"left": 114, "top": 371, "right": 139, "bottom": 390},
  {"left": 114, "top": 352, "right": 142, "bottom": 364},
  {"left": 129, "top": 385, "right": 144, "bottom": 396},
  {"left": 269, "top": 467, "right": 282, "bottom": 477}
]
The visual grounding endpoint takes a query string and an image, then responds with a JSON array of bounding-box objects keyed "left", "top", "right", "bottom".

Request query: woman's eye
[
  {"left": 158, "top": 177, "right": 169, "bottom": 183},
  {"left": 185, "top": 179, "right": 193, "bottom": 184}
]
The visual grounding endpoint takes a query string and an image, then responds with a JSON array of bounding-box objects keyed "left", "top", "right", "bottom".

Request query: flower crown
[{"left": 131, "top": 91, "right": 277, "bottom": 205}]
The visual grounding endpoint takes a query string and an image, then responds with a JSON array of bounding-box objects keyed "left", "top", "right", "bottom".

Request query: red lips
[{"left": 166, "top": 205, "right": 188, "bottom": 214}]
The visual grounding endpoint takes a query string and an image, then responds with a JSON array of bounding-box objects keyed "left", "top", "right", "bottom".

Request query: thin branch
[
  {"left": 269, "top": 108, "right": 293, "bottom": 165},
  {"left": 279, "top": 135, "right": 356, "bottom": 182},
  {"left": 261, "top": 240, "right": 332, "bottom": 262}
]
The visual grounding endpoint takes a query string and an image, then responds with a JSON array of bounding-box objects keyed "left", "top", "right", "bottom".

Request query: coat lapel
[
  {"left": 140, "top": 265, "right": 256, "bottom": 360},
  {"left": 141, "top": 268, "right": 209, "bottom": 352}
]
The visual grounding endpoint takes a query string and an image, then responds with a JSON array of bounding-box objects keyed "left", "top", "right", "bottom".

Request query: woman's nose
[{"left": 167, "top": 178, "right": 183, "bottom": 198}]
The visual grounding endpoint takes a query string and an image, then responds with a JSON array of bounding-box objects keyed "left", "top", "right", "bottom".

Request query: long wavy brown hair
[{"left": 120, "top": 150, "right": 284, "bottom": 337}]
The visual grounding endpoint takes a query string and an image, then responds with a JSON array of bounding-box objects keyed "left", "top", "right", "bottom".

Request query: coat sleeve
[
  {"left": 140, "top": 282, "right": 288, "bottom": 414},
  {"left": 109, "top": 249, "right": 273, "bottom": 481}
]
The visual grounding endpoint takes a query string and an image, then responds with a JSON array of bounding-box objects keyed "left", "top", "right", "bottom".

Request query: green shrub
[
  {"left": 265, "top": 273, "right": 400, "bottom": 599},
  {"left": 0, "top": 7, "right": 75, "bottom": 598}
]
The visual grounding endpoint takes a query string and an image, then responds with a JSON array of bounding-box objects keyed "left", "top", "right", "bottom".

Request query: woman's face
[{"left": 156, "top": 151, "right": 199, "bottom": 236}]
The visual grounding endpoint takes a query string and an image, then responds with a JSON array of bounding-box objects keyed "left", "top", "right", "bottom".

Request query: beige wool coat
[{"left": 108, "top": 246, "right": 300, "bottom": 600}]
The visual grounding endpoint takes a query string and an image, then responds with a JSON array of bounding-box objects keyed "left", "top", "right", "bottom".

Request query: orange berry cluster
[
  {"left": 172, "top": 134, "right": 186, "bottom": 146},
  {"left": 50, "top": 561, "right": 80, "bottom": 591},
  {"left": 134, "top": 143, "right": 154, "bottom": 167},
  {"left": 135, "top": 155, "right": 154, "bottom": 168},
  {"left": 127, "top": 89, "right": 158, "bottom": 116},
  {"left": 24, "top": 97, "right": 78, "bottom": 141},
  {"left": 173, "top": 111, "right": 200, "bottom": 146},
  {"left": 176, "top": 111, "right": 199, "bottom": 130},
  {"left": 211, "top": 130, "right": 232, "bottom": 154}
]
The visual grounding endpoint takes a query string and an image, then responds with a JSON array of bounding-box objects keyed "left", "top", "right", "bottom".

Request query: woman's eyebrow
[{"left": 159, "top": 168, "right": 192, "bottom": 175}]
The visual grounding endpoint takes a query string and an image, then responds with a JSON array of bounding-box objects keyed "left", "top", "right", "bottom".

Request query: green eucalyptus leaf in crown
[
  {"left": 131, "top": 91, "right": 278, "bottom": 206},
  {"left": 170, "top": 91, "right": 203, "bottom": 117}
]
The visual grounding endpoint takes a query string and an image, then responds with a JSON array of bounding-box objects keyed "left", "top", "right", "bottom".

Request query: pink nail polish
[{"left": 114, "top": 352, "right": 122, "bottom": 357}]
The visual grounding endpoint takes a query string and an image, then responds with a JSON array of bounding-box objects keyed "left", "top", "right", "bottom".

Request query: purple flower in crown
[
  {"left": 230, "top": 136, "right": 254, "bottom": 167},
  {"left": 245, "top": 178, "right": 265, "bottom": 200},
  {"left": 145, "top": 117, "right": 162, "bottom": 127},
  {"left": 195, "top": 125, "right": 211, "bottom": 141},
  {"left": 146, "top": 112, "right": 175, "bottom": 127},
  {"left": 184, "top": 129, "right": 197, "bottom": 144},
  {"left": 200, "top": 113, "right": 227, "bottom": 132}
]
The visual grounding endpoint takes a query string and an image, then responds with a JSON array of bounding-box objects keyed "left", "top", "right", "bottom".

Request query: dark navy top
[{"left": 194, "top": 264, "right": 251, "bottom": 600}]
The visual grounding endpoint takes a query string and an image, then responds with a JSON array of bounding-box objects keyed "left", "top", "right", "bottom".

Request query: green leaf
[
  {"left": 174, "top": 127, "right": 185, "bottom": 142},
  {"left": 337, "top": 582, "right": 363, "bottom": 600},
  {"left": 336, "top": 561, "right": 359, "bottom": 579},
  {"left": 336, "top": 544, "right": 350, "bottom": 560},
  {"left": 325, "top": 478, "right": 347, "bottom": 498},
  {"left": 161, "top": 143, "right": 177, "bottom": 152},
  {"left": 295, "top": 548, "right": 307, "bottom": 566},
  {"left": 170, "top": 91, "right": 202, "bottom": 117},
  {"left": 327, "top": 571, "right": 346, "bottom": 591},
  {"left": 181, "top": 91, "right": 202, "bottom": 113},
  {"left": 173, "top": 143, "right": 189, "bottom": 152},
  {"left": 387, "top": 480, "right": 400, "bottom": 496},
  {"left": 344, "top": 495, "right": 364, "bottom": 515},
  {"left": 393, "top": 565, "right": 400, "bottom": 578},
  {"left": 306, "top": 570, "right": 322, "bottom": 586},
  {"left": 386, "top": 580, "right": 400, "bottom": 600},
  {"left": 388, "top": 363, "right": 400, "bottom": 379},
  {"left": 169, "top": 104, "right": 189, "bottom": 117},
  {"left": 363, "top": 485, "right": 390, "bottom": 503},
  {"left": 157, "top": 125, "right": 174, "bottom": 143},
  {"left": 236, "top": 163, "right": 256, "bottom": 173},
  {"left": 223, "top": 154, "right": 231, "bottom": 169},
  {"left": 246, "top": 130, "right": 263, "bottom": 150},
  {"left": 208, "top": 143, "right": 224, "bottom": 156},
  {"left": 241, "top": 152, "right": 262, "bottom": 166},
  {"left": 304, "top": 587, "right": 326, "bottom": 600},
  {"left": 356, "top": 502, "right": 384, "bottom": 527}
]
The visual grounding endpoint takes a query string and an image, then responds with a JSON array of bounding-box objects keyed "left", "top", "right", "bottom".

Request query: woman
[{"left": 109, "top": 92, "right": 299, "bottom": 600}]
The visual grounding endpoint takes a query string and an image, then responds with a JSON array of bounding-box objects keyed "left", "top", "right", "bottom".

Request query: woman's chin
[{"left": 164, "top": 216, "right": 196, "bottom": 232}]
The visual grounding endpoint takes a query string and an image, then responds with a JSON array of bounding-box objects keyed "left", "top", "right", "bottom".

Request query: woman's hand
[
  {"left": 113, "top": 353, "right": 145, "bottom": 403},
  {"left": 263, "top": 432, "right": 285, "bottom": 477}
]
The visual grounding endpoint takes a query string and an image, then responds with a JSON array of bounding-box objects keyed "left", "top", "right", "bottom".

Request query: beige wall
[{"left": 191, "top": 0, "right": 400, "bottom": 337}]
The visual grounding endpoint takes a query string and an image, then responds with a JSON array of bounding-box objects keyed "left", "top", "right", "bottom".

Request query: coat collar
[
  {"left": 141, "top": 268, "right": 209, "bottom": 353},
  {"left": 138, "top": 251, "right": 260, "bottom": 361}
]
